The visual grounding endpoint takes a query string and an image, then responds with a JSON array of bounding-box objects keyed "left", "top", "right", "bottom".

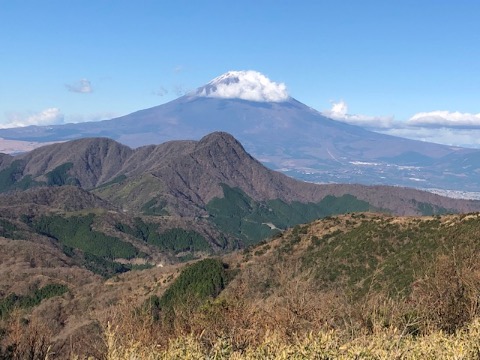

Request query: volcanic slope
[{"left": 1, "top": 71, "right": 479, "bottom": 191}]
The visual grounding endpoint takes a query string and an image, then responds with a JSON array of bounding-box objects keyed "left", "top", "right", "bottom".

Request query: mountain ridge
[{"left": 2, "top": 132, "right": 480, "bottom": 220}]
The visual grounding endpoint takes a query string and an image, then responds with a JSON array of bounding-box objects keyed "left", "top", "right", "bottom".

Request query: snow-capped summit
[{"left": 195, "top": 70, "right": 289, "bottom": 103}]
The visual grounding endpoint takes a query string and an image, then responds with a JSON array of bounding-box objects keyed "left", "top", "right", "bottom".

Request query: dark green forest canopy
[{"left": 206, "top": 184, "right": 372, "bottom": 245}]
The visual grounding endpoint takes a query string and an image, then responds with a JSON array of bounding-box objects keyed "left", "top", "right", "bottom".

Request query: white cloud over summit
[{"left": 197, "top": 70, "right": 289, "bottom": 102}]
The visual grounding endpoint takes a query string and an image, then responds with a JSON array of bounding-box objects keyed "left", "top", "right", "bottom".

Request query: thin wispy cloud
[
  {"left": 152, "top": 86, "right": 169, "bottom": 97},
  {"left": 174, "top": 84, "right": 190, "bottom": 97},
  {"left": 173, "top": 65, "right": 184, "bottom": 74},
  {"left": 65, "top": 78, "right": 93, "bottom": 93},
  {"left": 66, "top": 112, "right": 118, "bottom": 123}
]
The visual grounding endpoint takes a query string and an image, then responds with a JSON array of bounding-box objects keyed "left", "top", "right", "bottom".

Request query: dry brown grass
[
  {"left": 410, "top": 250, "right": 480, "bottom": 333},
  {"left": 100, "top": 318, "right": 480, "bottom": 359},
  {"left": 1, "top": 309, "right": 53, "bottom": 360},
  {"left": 95, "top": 246, "right": 480, "bottom": 359}
]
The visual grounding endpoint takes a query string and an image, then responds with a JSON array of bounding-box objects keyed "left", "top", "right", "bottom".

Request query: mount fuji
[{"left": 1, "top": 70, "right": 479, "bottom": 192}]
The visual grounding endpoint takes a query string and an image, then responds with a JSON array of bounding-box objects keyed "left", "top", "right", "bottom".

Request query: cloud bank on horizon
[
  {"left": 0, "top": 108, "right": 65, "bottom": 129},
  {"left": 0, "top": 108, "right": 117, "bottom": 129},
  {"left": 323, "top": 100, "right": 480, "bottom": 148},
  {"left": 407, "top": 110, "right": 480, "bottom": 128}
]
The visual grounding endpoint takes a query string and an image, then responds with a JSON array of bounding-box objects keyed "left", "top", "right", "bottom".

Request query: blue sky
[{"left": 2, "top": 0, "right": 480, "bottom": 147}]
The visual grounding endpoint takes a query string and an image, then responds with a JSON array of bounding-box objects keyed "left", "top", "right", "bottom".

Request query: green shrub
[
  {"left": 150, "top": 259, "right": 232, "bottom": 323},
  {"left": 33, "top": 214, "right": 138, "bottom": 259},
  {"left": 141, "top": 198, "right": 169, "bottom": 215},
  {"left": 116, "top": 219, "right": 210, "bottom": 254},
  {"left": 162, "top": 259, "right": 225, "bottom": 302},
  {"left": 0, "top": 161, "right": 43, "bottom": 192},
  {"left": 46, "top": 162, "right": 79, "bottom": 186},
  {"left": 0, "top": 219, "right": 19, "bottom": 239},
  {"left": 95, "top": 174, "right": 127, "bottom": 189},
  {"left": 82, "top": 253, "right": 130, "bottom": 277},
  {"left": 0, "top": 284, "right": 68, "bottom": 319}
]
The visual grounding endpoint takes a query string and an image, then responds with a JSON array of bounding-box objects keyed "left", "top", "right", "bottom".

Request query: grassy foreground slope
[
  {"left": 2, "top": 212, "right": 480, "bottom": 359},
  {"left": 96, "top": 212, "right": 480, "bottom": 359}
]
